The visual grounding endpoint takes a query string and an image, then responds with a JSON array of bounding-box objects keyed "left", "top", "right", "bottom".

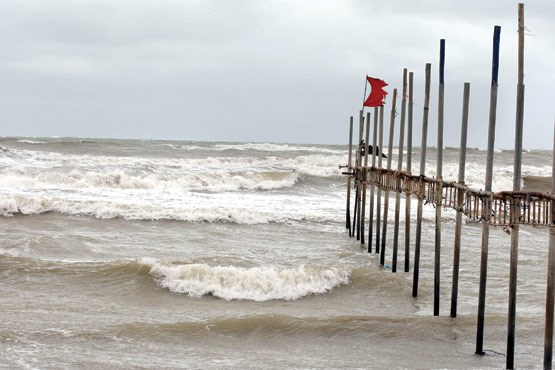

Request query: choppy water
[{"left": 0, "top": 137, "right": 552, "bottom": 369}]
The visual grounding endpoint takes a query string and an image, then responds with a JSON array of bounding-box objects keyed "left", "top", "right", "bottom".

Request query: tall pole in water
[
  {"left": 392, "top": 69, "right": 407, "bottom": 273},
  {"left": 353, "top": 111, "right": 364, "bottom": 240},
  {"left": 380, "top": 89, "right": 398, "bottom": 267},
  {"left": 476, "top": 25, "right": 501, "bottom": 356},
  {"left": 405, "top": 72, "right": 414, "bottom": 272},
  {"left": 450, "top": 82, "right": 470, "bottom": 318},
  {"left": 368, "top": 107, "right": 379, "bottom": 253},
  {"left": 346, "top": 117, "right": 354, "bottom": 235},
  {"left": 507, "top": 4, "right": 525, "bottom": 368},
  {"left": 545, "top": 118, "right": 555, "bottom": 370},
  {"left": 413, "top": 63, "right": 431, "bottom": 297},
  {"left": 434, "top": 39, "right": 445, "bottom": 316},
  {"left": 361, "top": 112, "right": 371, "bottom": 245},
  {"left": 376, "top": 106, "right": 385, "bottom": 254}
]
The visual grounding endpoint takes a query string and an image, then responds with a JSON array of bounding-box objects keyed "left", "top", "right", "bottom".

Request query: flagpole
[{"left": 362, "top": 75, "right": 369, "bottom": 111}]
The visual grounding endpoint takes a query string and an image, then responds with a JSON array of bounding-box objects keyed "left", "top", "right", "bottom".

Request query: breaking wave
[
  {"left": 0, "top": 169, "right": 300, "bottom": 192},
  {"left": 144, "top": 259, "right": 350, "bottom": 301},
  {"left": 0, "top": 193, "right": 340, "bottom": 224}
]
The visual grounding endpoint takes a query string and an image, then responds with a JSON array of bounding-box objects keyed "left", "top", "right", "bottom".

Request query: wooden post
[
  {"left": 380, "top": 88, "right": 398, "bottom": 267},
  {"left": 347, "top": 116, "right": 354, "bottom": 235},
  {"left": 434, "top": 39, "right": 446, "bottom": 316},
  {"left": 368, "top": 107, "right": 379, "bottom": 253},
  {"left": 361, "top": 112, "right": 371, "bottom": 245},
  {"left": 413, "top": 63, "right": 431, "bottom": 297},
  {"left": 405, "top": 72, "right": 414, "bottom": 272},
  {"left": 545, "top": 119, "right": 555, "bottom": 369},
  {"left": 476, "top": 25, "right": 501, "bottom": 356},
  {"left": 507, "top": 5, "right": 525, "bottom": 369},
  {"left": 376, "top": 106, "right": 385, "bottom": 254},
  {"left": 450, "top": 82, "right": 470, "bottom": 318},
  {"left": 353, "top": 111, "right": 364, "bottom": 240},
  {"left": 393, "top": 69, "right": 408, "bottom": 272},
  {"left": 358, "top": 111, "right": 364, "bottom": 240}
]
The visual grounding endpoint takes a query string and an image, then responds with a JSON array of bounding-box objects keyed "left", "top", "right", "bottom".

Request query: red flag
[{"left": 363, "top": 76, "right": 388, "bottom": 107}]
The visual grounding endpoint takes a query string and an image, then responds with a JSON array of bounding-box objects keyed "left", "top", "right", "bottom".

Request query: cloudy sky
[{"left": 0, "top": 0, "right": 553, "bottom": 148}]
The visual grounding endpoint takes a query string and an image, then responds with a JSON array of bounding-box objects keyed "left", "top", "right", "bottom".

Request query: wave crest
[
  {"left": 144, "top": 260, "right": 350, "bottom": 301},
  {"left": 0, "top": 169, "right": 300, "bottom": 192}
]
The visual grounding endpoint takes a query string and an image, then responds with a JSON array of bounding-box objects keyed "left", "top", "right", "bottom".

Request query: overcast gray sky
[{"left": 0, "top": 0, "right": 553, "bottom": 148}]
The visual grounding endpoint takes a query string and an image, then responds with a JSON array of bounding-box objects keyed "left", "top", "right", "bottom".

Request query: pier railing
[{"left": 366, "top": 167, "right": 555, "bottom": 226}]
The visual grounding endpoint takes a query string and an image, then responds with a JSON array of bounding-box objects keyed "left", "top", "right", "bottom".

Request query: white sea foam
[
  {"left": 143, "top": 259, "right": 350, "bottom": 301},
  {"left": 17, "top": 139, "right": 47, "bottom": 145},
  {"left": 0, "top": 147, "right": 344, "bottom": 179},
  {"left": 213, "top": 142, "right": 344, "bottom": 154},
  {"left": 0, "top": 168, "right": 300, "bottom": 192},
  {"left": 0, "top": 190, "right": 341, "bottom": 224}
]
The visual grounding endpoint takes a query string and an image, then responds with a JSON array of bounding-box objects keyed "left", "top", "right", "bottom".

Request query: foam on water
[
  {"left": 0, "top": 190, "right": 342, "bottom": 223},
  {"left": 143, "top": 259, "right": 350, "bottom": 301}
]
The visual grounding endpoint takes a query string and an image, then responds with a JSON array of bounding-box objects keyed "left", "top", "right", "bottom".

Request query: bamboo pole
[
  {"left": 347, "top": 116, "right": 354, "bottom": 235},
  {"left": 368, "top": 107, "right": 379, "bottom": 253},
  {"left": 507, "top": 4, "right": 525, "bottom": 368},
  {"left": 413, "top": 63, "right": 431, "bottom": 297},
  {"left": 393, "top": 69, "right": 408, "bottom": 272},
  {"left": 434, "top": 39, "right": 445, "bottom": 316},
  {"left": 476, "top": 25, "right": 501, "bottom": 356},
  {"left": 358, "top": 111, "right": 365, "bottom": 240},
  {"left": 361, "top": 112, "right": 371, "bottom": 245},
  {"left": 545, "top": 118, "right": 555, "bottom": 369},
  {"left": 405, "top": 72, "right": 414, "bottom": 272},
  {"left": 358, "top": 111, "right": 364, "bottom": 240},
  {"left": 376, "top": 106, "right": 385, "bottom": 254},
  {"left": 353, "top": 111, "right": 364, "bottom": 239},
  {"left": 451, "top": 82, "right": 470, "bottom": 318},
  {"left": 352, "top": 174, "right": 359, "bottom": 238},
  {"left": 380, "top": 89, "right": 398, "bottom": 267}
]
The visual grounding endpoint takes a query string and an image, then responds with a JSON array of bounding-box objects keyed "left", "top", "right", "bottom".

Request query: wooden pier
[{"left": 342, "top": 4, "right": 555, "bottom": 369}]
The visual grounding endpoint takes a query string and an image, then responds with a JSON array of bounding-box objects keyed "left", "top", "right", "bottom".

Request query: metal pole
[
  {"left": 544, "top": 118, "right": 555, "bottom": 369},
  {"left": 434, "top": 39, "right": 446, "bottom": 316},
  {"left": 451, "top": 82, "right": 470, "bottom": 318},
  {"left": 507, "top": 5, "right": 525, "bottom": 369},
  {"left": 381, "top": 89, "right": 398, "bottom": 267},
  {"left": 413, "top": 63, "right": 431, "bottom": 297},
  {"left": 405, "top": 72, "right": 414, "bottom": 272},
  {"left": 393, "top": 69, "right": 407, "bottom": 273},
  {"left": 476, "top": 25, "right": 501, "bottom": 356},
  {"left": 376, "top": 106, "right": 385, "bottom": 254}
]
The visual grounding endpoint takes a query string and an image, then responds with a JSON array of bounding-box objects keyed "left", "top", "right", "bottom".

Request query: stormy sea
[{"left": 0, "top": 137, "right": 552, "bottom": 369}]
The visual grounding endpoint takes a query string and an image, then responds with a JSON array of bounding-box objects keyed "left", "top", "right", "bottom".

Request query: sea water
[{"left": 0, "top": 137, "right": 552, "bottom": 369}]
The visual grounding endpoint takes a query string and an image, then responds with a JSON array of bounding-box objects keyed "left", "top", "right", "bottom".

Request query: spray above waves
[{"left": 143, "top": 259, "right": 350, "bottom": 301}]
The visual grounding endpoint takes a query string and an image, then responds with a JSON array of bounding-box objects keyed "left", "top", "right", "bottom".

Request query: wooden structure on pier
[
  {"left": 368, "top": 167, "right": 555, "bottom": 227},
  {"left": 342, "top": 4, "right": 555, "bottom": 369}
]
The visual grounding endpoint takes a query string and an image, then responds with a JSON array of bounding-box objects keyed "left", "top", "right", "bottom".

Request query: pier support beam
[
  {"left": 476, "top": 25, "right": 501, "bottom": 356},
  {"left": 450, "top": 82, "right": 470, "bottom": 318},
  {"left": 404, "top": 72, "right": 414, "bottom": 272},
  {"left": 393, "top": 69, "right": 407, "bottom": 272},
  {"left": 507, "top": 4, "right": 525, "bottom": 368},
  {"left": 380, "top": 89, "right": 398, "bottom": 267},
  {"left": 434, "top": 39, "right": 445, "bottom": 316},
  {"left": 413, "top": 63, "right": 431, "bottom": 297},
  {"left": 376, "top": 106, "right": 385, "bottom": 254}
]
